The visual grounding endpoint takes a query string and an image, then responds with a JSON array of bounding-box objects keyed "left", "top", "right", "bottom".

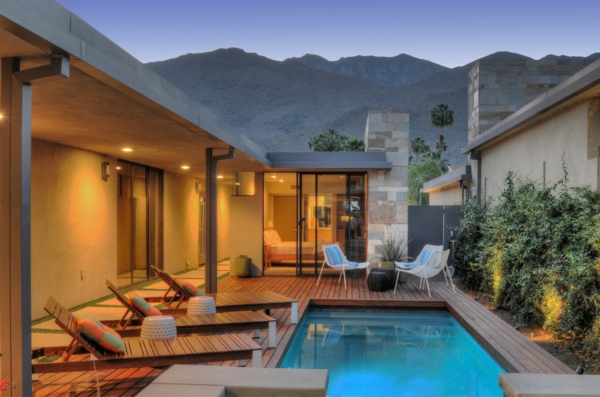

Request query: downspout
[
  {"left": 204, "top": 147, "right": 235, "bottom": 293},
  {"left": 470, "top": 151, "right": 482, "bottom": 205}
]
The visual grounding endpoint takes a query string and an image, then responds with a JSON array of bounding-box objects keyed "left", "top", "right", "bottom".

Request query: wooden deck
[{"left": 32, "top": 275, "right": 573, "bottom": 396}]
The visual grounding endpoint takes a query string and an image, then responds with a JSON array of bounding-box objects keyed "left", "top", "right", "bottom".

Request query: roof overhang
[
  {"left": 421, "top": 165, "right": 472, "bottom": 193},
  {"left": 462, "top": 58, "right": 600, "bottom": 155},
  {"left": 0, "top": 0, "right": 271, "bottom": 178},
  {"left": 267, "top": 151, "right": 393, "bottom": 171}
]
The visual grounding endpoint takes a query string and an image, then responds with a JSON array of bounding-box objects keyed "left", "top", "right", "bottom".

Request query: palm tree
[
  {"left": 430, "top": 104, "right": 454, "bottom": 152},
  {"left": 410, "top": 137, "right": 430, "bottom": 164}
]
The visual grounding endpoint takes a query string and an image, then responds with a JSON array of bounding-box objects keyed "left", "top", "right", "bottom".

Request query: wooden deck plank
[{"left": 33, "top": 274, "right": 572, "bottom": 396}]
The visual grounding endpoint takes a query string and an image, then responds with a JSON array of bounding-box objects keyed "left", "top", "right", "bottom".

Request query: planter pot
[
  {"left": 369, "top": 268, "right": 395, "bottom": 291},
  {"left": 380, "top": 261, "right": 395, "bottom": 269},
  {"left": 234, "top": 255, "right": 252, "bottom": 278}
]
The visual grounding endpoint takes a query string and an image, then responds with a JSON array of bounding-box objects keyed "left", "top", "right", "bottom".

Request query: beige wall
[
  {"left": 230, "top": 173, "right": 264, "bottom": 276},
  {"left": 31, "top": 139, "right": 117, "bottom": 319},
  {"left": 217, "top": 181, "right": 231, "bottom": 261},
  {"left": 163, "top": 172, "right": 200, "bottom": 273},
  {"left": 429, "top": 185, "right": 463, "bottom": 205},
  {"left": 480, "top": 99, "right": 595, "bottom": 199}
]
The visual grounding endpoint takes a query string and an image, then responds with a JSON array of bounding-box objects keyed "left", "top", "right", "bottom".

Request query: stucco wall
[
  {"left": 163, "top": 172, "right": 200, "bottom": 273},
  {"left": 481, "top": 99, "right": 595, "bottom": 199},
  {"left": 429, "top": 186, "right": 463, "bottom": 205},
  {"left": 217, "top": 182, "right": 231, "bottom": 261},
  {"left": 31, "top": 139, "right": 117, "bottom": 320},
  {"left": 230, "top": 173, "right": 264, "bottom": 276}
]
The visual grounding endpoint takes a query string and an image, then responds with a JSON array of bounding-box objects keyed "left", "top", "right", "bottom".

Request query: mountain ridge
[{"left": 146, "top": 49, "right": 600, "bottom": 165}]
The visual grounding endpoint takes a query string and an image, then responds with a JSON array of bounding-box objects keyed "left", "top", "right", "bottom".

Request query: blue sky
[{"left": 57, "top": 0, "right": 600, "bottom": 67}]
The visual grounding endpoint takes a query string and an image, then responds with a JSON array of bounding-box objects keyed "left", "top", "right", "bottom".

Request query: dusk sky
[{"left": 57, "top": 0, "right": 600, "bottom": 67}]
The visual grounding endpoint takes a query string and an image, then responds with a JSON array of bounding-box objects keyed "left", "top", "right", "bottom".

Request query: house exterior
[
  {"left": 423, "top": 57, "right": 600, "bottom": 204},
  {"left": 0, "top": 1, "right": 409, "bottom": 394}
]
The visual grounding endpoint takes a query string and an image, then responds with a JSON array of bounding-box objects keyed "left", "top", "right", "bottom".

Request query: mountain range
[{"left": 146, "top": 49, "right": 600, "bottom": 165}]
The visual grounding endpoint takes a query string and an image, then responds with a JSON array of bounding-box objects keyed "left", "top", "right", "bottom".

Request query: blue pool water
[{"left": 280, "top": 310, "right": 505, "bottom": 397}]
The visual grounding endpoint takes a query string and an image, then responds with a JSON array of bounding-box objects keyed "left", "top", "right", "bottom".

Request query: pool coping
[{"left": 276, "top": 298, "right": 571, "bottom": 374}]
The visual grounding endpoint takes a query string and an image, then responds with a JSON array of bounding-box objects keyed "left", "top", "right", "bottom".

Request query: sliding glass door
[
  {"left": 296, "top": 173, "right": 367, "bottom": 275},
  {"left": 117, "top": 161, "right": 163, "bottom": 287}
]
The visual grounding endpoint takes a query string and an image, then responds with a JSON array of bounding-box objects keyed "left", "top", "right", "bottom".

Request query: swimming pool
[{"left": 280, "top": 309, "right": 505, "bottom": 397}]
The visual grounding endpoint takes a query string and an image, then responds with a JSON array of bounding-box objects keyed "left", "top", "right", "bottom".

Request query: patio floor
[{"left": 31, "top": 273, "right": 573, "bottom": 396}]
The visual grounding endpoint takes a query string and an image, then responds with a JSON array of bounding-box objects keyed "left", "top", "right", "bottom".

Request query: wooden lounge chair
[
  {"left": 31, "top": 297, "right": 262, "bottom": 373},
  {"left": 149, "top": 266, "right": 298, "bottom": 324},
  {"left": 105, "top": 280, "right": 277, "bottom": 348}
]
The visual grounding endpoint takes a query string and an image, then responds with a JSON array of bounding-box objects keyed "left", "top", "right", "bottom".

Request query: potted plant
[{"left": 376, "top": 231, "right": 408, "bottom": 268}]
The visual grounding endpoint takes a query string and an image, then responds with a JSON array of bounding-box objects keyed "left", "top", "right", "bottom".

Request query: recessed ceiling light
[
  {"left": 280, "top": 179, "right": 283, "bottom": 182},
  {"left": 235, "top": 182, "right": 241, "bottom": 185},
  {"left": 121, "top": 147, "right": 133, "bottom": 152},
  {"left": 271, "top": 175, "right": 277, "bottom": 179},
  {"left": 0, "top": 114, "right": 3, "bottom": 119},
  {"left": 181, "top": 165, "right": 190, "bottom": 170},
  {"left": 217, "top": 175, "right": 224, "bottom": 179},
  {"left": 116, "top": 166, "right": 122, "bottom": 170}
]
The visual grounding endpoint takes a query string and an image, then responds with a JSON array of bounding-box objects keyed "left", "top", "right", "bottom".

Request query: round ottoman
[
  {"left": 187, "top": 296, "right": 216, "bottom": 315},
  {"left": 367, "top": 272, "right": 388, "bottom": 292},
  {"left": 141, "top": 316, "right": 177, "bottom": 340}
]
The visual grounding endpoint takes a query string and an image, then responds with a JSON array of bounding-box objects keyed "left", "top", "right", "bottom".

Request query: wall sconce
[
  {"left": 102, "top": 162, "right": 110, "bottom": 181},
  {"left": 196, "top": 181, "right": 202, "bottom": 193}
]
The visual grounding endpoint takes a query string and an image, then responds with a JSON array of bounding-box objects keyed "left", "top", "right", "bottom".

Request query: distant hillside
[
  {"left": 146, "top": 49, "right": 600, "bottom": 165},
  {"left": 287, "top": 53, "right": 448, "bottom": 86}
]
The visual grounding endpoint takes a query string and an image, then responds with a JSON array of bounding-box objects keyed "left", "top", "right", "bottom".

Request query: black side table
[{"left": 368, "top": 268, "right": 396, "bottom": 291}]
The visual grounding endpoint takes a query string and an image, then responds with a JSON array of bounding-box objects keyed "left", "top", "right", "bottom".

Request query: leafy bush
[
  {"left": 455, "top": 170, "right": 600, "bottom": 365},
  {"left": 408, "top": 158, "right": 442, "bottom": 205}
]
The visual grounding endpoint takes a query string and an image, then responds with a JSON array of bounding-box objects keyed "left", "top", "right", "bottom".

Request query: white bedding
[{"left": 271, "top": 241, "right": 315, "bottom": 255}]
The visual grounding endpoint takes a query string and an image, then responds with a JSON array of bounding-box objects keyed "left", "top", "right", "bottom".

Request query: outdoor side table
[
  {"left": 140, "top": 315, "right": 177, "bottom": 340},
  {"left": 187, "top": 296, "right": 216, "bottom": 315}
]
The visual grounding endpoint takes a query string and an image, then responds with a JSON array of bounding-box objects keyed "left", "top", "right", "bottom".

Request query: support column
[
  {"left": 1, "top": 57, "right": 32, "bottom": 397},
  {"left": 1, "top": 55, "right": 68, "bottom": 397},
  {"left": 204, "top": 147, "right": 234, "bottom": 293}
]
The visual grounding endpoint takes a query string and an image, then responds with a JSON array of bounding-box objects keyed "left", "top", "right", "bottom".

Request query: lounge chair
[
  {"left": 149, "top": 266, "right": 298, "bottom": 324},
  {"left": 105, "top": 280, "right": 277, "bottom": 348},
  {"left": 393, "top": 249, "right": 452, "bottom": 297},
  {"left": 31, "top": 296, "right": 262, "bottom": 373},
  {"left": 316, "top": 244, "right": 370, "bottom": 290}
]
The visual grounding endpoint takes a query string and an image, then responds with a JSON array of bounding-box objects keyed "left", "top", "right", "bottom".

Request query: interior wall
[
  {"left": 481, "top": 100, "right": 594, "bottom": 199},
  {"left": 31, "top": 139, "right": 117, "bottom": 320},
  {"left": 230, "top": 173, "right": 264, "bottom": 275},
  {"left": 264, "top": 176, "right": 297, "bottom": 228},
  {"left": 163, "top": 171, "right": 199, "bottom": 273}
]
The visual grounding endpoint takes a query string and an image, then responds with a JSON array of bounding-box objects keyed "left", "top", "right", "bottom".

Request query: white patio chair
[
  {"left": 393, "top": 249, "right": 452, "bottom": 298},
  {"left": 316, "top": 244, "right": 370, "bottom": 290}
]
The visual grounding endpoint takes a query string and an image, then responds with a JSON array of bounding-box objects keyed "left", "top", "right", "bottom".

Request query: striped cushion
[
  {"left": 129, "top": 292, "right": 162, "bottom": 317},
  {"left": 421, "top": 250, "right": 433, "bottom": 266},
  {"left": 77, "top": 314, "right": 125, "bottom": 354},
  {"left": 174, "top": 276, "right": 206, "bottom": 297},
  {"left": 324, "top": 245, "right": 344, "bottom": 265}
]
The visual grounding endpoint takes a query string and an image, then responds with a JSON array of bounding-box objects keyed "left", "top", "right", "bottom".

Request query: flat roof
[
  {"left": 462, "top": 58, "right": 600, "bottom": 154},
  {"left": 267, "top": 152, "right": 392, "bottom": 170},
  {"left": 421, "top": 165, "right": 471, "bottom": 193}
]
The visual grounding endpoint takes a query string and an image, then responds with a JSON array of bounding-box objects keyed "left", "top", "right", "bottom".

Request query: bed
[{"left": 264, "top": 230, "right": 328, "bottom": 263}]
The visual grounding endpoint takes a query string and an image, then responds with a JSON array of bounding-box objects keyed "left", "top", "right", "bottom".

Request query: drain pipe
[
  {"left": 205, "top": 147, "right": 235, "bottom": 293},
  {"left": 471, "top": 151, "right": 482, "bottom": 205}
]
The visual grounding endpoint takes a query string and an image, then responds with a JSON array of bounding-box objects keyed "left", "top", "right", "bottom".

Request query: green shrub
[{"left": 455, "top": 170, "right": 600, "bottom": 366}]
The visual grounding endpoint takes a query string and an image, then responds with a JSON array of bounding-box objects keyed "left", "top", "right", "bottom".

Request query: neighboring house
[
  {"left": 0, "top": 1, "right": 408, "bottom": 393},
  {"left": 423, "top": 57, "right": 600, "bottom": 204}
]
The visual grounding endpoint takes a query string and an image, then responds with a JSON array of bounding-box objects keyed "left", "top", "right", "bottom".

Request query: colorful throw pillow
[
  {"left": 173, "top": 276, "right": 206, "bottom": 297},
  {"left": 129, "top": 292, "right": 162, "bottom": 317},
  {"left": 77, "top": 314, "right": 125, "bottom": 354}
]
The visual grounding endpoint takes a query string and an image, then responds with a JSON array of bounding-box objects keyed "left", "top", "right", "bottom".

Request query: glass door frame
[{"left": 296, "top": 172, "right": 367, "bottom": 276}]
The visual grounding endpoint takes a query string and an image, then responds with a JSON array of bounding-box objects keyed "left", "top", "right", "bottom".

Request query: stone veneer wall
[
  {"left": 364, "top": 110, "right": 409, "bottom": 262},
  {"left": 468, "top": 59, "right": 596, "bottom": 141}
]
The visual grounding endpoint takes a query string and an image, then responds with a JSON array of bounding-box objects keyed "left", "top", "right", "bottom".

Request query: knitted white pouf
[
  {"left": 140, "top": 316, "right": 177, "bottom": 340},
  {"left": 187, "top": 296, "right": 216, "bottom": 315}
]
